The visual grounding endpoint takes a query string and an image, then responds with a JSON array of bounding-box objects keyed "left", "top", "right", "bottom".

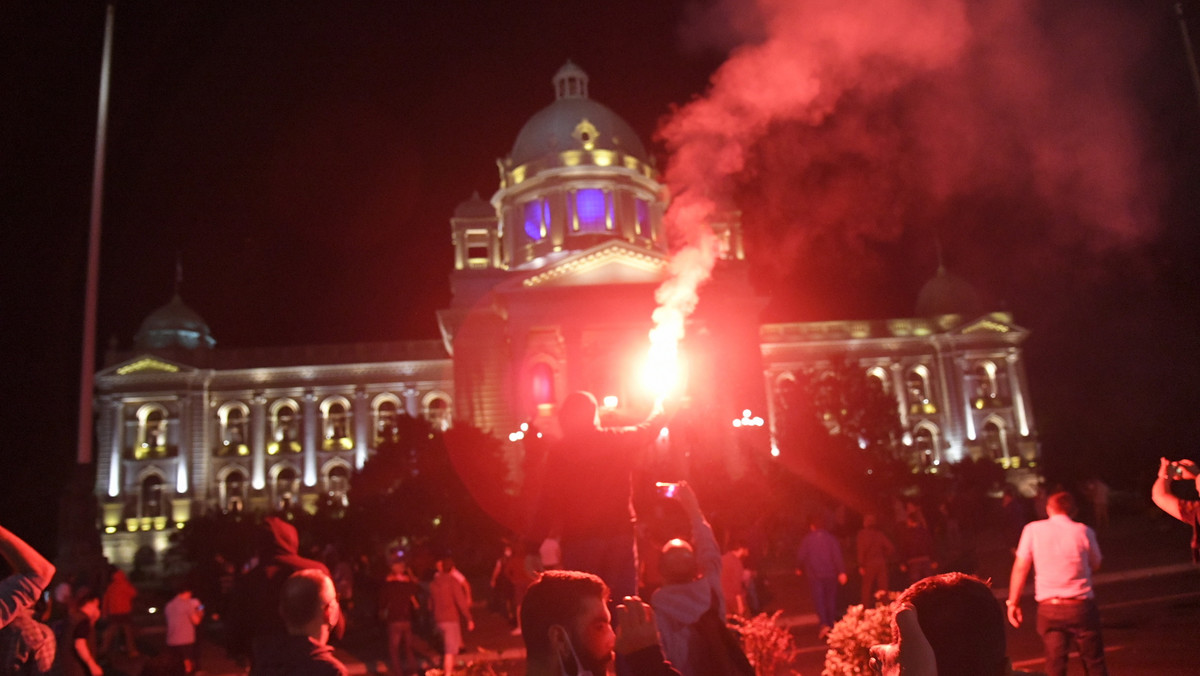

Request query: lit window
[
  {"left": 530, "top": 363, "right": 555, "bottom": 406},
  {"left": 274, "top": 468, "right": 298, "bottom": 510},
  {"left": 524, "top": 200, "right": 546, "bottom": 240},
  {"left": 575, "top": 189, "right": 607, "bottom": 232},
  {"left": 635, "top": 199, "right": 649, "bottom": 236}
]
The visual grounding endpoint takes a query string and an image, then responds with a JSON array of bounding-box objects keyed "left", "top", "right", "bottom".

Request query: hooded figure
[{"left": 228, "top": 517, "right": 331, "bottom": 665}]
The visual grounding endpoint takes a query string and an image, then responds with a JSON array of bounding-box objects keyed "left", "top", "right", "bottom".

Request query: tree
[{"left": 774, "top": 359, "right": 906, "bottom": 510}]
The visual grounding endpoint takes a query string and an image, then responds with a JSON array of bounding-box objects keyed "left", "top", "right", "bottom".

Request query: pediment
[
  {"left": 506, "top": 242, "right": 668, "bottom": 291},
  {"left": 98, "top": 355, "right": 196, "bottom": 377}
]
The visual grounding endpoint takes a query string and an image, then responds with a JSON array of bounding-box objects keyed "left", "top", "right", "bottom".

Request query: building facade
[{"left": 93, "top": 63, "right": 1037, "bottom": 566}]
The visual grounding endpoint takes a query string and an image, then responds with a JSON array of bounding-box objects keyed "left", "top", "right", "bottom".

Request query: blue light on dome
[
  {"left": 576, "top": 189, "right": 606, "bottom": 232},
  {"left": 524, "top": 201, "right": 544, "bottom": 240}
]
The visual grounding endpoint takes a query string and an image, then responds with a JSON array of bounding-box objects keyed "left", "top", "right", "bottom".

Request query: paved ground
[{"left": 101, "top": 507, "right": 1199, "bottom": 676}]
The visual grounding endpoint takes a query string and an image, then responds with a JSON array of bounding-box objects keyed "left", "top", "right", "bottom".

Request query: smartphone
[{"left": 655, "top": 482, "right": 679, "bottom": 498}]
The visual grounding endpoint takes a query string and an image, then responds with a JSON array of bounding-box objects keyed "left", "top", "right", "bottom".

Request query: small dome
[
  {"left": 135, "top": 294, "right": 216, "bottom": 351},
  {"left": 915, "top": 267, "right": 984, "bottom": 318},
  {"left": 454, "top": 192, "right": 496, "bottom": 219},
  {"left": 510, "top": 62, "right": 648, "bottom": 167}
]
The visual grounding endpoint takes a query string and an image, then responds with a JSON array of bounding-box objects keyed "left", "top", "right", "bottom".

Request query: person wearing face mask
[{"left": 520, "top": 570, "right": 680, "bottom": 676}]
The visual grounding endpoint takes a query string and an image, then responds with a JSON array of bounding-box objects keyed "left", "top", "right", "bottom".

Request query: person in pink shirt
[{"left": 1005, "top": 492, "right": 1106, "bottom": 676}]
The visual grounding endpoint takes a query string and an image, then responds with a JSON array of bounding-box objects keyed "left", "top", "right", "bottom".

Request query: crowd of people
[{"left": 4, "top": 385, "right": 1200, "bottom": 676}]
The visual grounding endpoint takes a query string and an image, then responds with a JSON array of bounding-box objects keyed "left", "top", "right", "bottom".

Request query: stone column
[
  {"left": 251, "top": 394, "right": 267, "bottom": 490},
  {"left": 304, "top": 392, "right": 319, "bottom": 487},
  {"left": 1006, "top": 352, "right": 1032, "bottom": 437},
  {"left": 890, "top": 362, "right": 908, "bottom": 427},
  {"left": 404, "top": 387, "right": 419, "bottom": 418},
  {"left": 108, "top": 399, "right": 124, "bottom": 498},
  {"left": 354, "top": 388, "right": 370, "bottom": 469}
]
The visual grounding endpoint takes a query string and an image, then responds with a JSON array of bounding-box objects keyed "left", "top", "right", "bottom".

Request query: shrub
[
  {"left": 821, "top": 594, "right": 898, "bottom": 676},
  {"left": 731, "top": 611, "right": 801, "bottom": 676}
]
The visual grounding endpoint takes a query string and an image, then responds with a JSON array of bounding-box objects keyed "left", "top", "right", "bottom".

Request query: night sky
[{"left": 4, "top": 1, "right": 1199, "bottom": 556}]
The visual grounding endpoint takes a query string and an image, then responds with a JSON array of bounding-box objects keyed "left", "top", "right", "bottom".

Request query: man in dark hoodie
[
  {"left": 251, "top": 569, "right": 346, "bottom": 676},
  {"left": 228, "top": 517, "right": 331, "bottom": 667},
  {"left": 649, "top": 482, "right": 722, "bottom": 676}
]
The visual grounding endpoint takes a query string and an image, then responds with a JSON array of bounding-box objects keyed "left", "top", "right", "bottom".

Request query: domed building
[{"left": 92, "top": 63, "right": 1037, "bottom": 568}]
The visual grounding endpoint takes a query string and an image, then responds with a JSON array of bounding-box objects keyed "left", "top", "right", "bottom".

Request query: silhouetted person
[
  {"left": 855, "top": 514, "right": 894, "bottom": 605},
  {"left": 229, "top": 517, "right": 332, "bottom": 668},
  {"left": 63, "top": 593, "right": 102, "bottom": 676},
  {"left": 378, "top": 560, "right": 419, "bottom": 676},
  {"left": 795, "top": 514, "right": 847, "bottom": 639},
  {"left": 99, "top": 568, "right": 138, "bottom": 658},
  {"left": 537, "top": 392, "right": 665, "bottom": 600},
  {"left": 430, "top": 557, "right": 473, "bottom": 676}
]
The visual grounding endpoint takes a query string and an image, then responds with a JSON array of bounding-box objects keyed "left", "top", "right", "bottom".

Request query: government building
[{"left": 92, "top": 63, "right": 1038, "bottom": 566}]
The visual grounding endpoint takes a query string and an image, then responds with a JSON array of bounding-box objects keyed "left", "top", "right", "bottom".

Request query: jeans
[
  {"left": 809, "top": 576, "right": 840, "bottom": 628},
  {"left": 1036, "top": 599, "right": 1108, "bottom": 676}
]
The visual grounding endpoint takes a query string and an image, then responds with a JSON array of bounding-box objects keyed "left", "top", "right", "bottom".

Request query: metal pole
[
  {"left": 76, "top": 3, "right": 115, "bottom": 465},
  {"left": 1177, "top": 2, "right": 1200, "bottom": 114}
]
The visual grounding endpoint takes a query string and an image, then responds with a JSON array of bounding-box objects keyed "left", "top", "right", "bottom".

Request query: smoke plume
[{"left": 653, "top": 0, "right": 1159, "bottom": 326}]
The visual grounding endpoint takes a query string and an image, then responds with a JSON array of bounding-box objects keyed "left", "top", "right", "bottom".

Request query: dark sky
[{"left": 3, "top": 1, "right": 1199, "bottom": 555}]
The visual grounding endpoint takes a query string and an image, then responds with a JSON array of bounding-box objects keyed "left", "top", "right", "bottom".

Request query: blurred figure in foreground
[
  {"left": 520, "top": 570, "right": 680, "bottom": 676},
  {"left": 0, "top": 525, "right": 55, "bottom": 629},
  {"left": 869, "top": 573, "right": 1008, "bottom": 676},
  {"left": 251, "top": 570, "right": 346, "bottom": 676}
]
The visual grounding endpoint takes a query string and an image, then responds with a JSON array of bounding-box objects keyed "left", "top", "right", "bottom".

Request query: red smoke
[{"left": 654, "top": 0, "right": 1159, "bottom": 321}]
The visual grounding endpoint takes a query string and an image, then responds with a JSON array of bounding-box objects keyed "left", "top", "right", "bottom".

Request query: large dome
[
  {"left": 509, "top": 61, "right": 648, "bottom": 167},
  {"left": 915, "top": 267, "right": 984, "bottom": 318},
  {"left": 135, "top": 294, "right": 216, "bottom": 351}
]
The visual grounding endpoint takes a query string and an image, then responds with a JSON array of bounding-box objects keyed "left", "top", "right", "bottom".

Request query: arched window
[
  {"left": 574, "top": 189, "right": 608, "bottom": 233},
  {"left": 218, "top": 403, "right": 250, "bottom": 457},
  {"left": 270, "top": 402, "right": 301, "bottom": 454},
  {"left": 375, "top": 399, "right": 400, "bottom": 445},
  {"left": 866, "top": 366, "right": 889, "bottom": 393},
  {"left": 912, "top": 426, "right": 939, "bottom": 469},
  {"left": 140, "top": 474, "right": 165, "bottom": 519},
  {"left": 426, "top": 396, "right": 451, "bottom": 432},
  {"left": 326, "top": 465, "right": 350, "bottom": 498},
  {"left": 972, "top": 361, "right": 999, "bottom": 409},
  {"left": 222, "top": 470, "right": 247, "bottom": 512},
  {"left": 906, "top": 367, "right": 936, "bottom": 415},
  {"left": 530, "top": 362, "right": 556, "bottom": 407},
  {"left": 274, "top": 467, "right": 299, "bottom": 511},
  {"left": 982, "top": 420, "right": 1008, "bottom": 461},
  {"left": 136, "top": 406, "right": 170, "bottom": 459},
  {"left": 322, "top": 399, "right": 352, "bottom": 451}
]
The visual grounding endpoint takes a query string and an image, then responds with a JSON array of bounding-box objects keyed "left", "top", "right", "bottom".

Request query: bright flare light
[
  {"left": 642, "top": 328, "right": 681, "bottom": 398},
  {"left": 603, "top": 395, "right": 619, "bottom": 408}
]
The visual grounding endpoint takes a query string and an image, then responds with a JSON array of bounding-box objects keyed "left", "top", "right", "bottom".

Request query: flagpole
[{"left": 76, "top": 2, "right": 115, "bottom": 465}]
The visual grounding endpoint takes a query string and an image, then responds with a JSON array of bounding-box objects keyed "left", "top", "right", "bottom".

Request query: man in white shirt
[
  {"left": 165, "top": 585, "right": 204, "bottom": 674},
  {"left": 1005, "top": 491, "right": 1107, "bottom": 676}
]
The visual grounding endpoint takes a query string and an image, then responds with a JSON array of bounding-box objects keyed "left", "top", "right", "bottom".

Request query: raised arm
[
  {"left": 0, "top": 525, "right": 55, "bottom": 627},
  {"left": 1152, "top": 457, "right": 1196, "bottom": 522}
]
